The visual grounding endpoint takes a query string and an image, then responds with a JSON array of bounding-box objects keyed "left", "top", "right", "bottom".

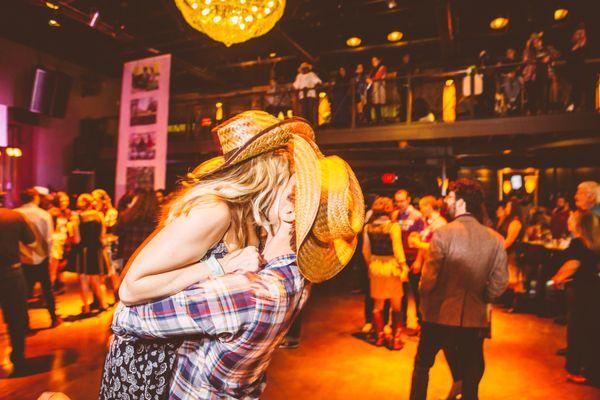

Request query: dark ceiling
[{"left": 0, "top": 0, "right": 596, "bottom": 93}]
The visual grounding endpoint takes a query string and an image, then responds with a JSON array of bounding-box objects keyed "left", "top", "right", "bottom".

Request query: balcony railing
[{"left": 168, "top": 58, "right": 599, "bottom": 138}]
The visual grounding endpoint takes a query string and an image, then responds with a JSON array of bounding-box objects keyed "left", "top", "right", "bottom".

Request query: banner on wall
[{"left": 115, "top": 54, "right": 171, "bottom": 203}]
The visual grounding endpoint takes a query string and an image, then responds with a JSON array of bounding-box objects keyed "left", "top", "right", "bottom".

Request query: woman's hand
[{"left": 218, "top": 246, "right": 262, "bottom": 274}]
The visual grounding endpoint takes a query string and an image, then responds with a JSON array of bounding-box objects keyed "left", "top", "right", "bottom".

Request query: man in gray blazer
[{"left": 409, "top": 179, "right": 508, "bottom": 400}]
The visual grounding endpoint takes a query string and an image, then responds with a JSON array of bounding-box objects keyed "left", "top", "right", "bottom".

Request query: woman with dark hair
[
  {"left": 116, "top": 189, "right": 160, "bottom": 267},
  {"left": 497, "top": 198, "right": 525, "bottom": 312},
  {"left": 552, "top": 211, "right": 600, "bottom": 385},
  {"left": 362, "top": 196, "right": 407, "bottom": 350}
]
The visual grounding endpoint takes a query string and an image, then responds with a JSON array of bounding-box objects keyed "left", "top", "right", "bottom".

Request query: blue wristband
[{"left": 206, "top": 255, "right": 225, "bottom": 277}]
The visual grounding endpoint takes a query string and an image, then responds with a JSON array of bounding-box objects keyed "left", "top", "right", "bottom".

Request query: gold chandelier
[{"left": 174, "top": 0, "right": 286, "bottom": 47}]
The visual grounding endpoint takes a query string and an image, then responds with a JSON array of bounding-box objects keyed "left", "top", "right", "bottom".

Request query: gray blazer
[{"left": 419, "top": 214, "right": 508, "bottom": 328}]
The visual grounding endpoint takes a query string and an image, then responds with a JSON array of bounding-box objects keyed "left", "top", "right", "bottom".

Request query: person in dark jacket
[
  {"left": 116, "top": 188, "right": 160, "bottom": 266},
  {"left": 0, "top": 193, "right": 36, "bottom": 372},
  {"left": 410, "top": 179, "right": 508, "bottom": 400}
]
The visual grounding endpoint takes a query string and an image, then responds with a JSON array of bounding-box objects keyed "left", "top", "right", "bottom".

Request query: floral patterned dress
[{"left": 99, "top": 242, "right": 228, "bottom": 400}]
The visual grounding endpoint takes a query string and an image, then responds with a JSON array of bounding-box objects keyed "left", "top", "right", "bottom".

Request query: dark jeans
[
  {"left": 285, "top": 311, "right": 303, "bottom": 342},
  {"left": 566, "top": 283, "right": 600, "bottom": 380},
  {"left": 23, "top": 258, "right": 57, "bottom": 320},
  {"left": 0, "top": 267, "right": 29, "bottom": 364},
  {"left": 299, "top": 97, "right": 318, "bottom": 128},
  {"left": 401, "top": 271, "right": 422, "bottom": 326},
  {"left": 410, "top": 322, "right": 485, "bottom": 400}
]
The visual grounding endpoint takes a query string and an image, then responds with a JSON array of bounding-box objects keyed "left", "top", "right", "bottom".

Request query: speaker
[{"left": 29, "top": 67, "right": 72, "bottom": 118}]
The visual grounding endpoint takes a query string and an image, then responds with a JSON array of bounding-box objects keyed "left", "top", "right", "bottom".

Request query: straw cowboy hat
[
  {"left": 188, "top": 110, "right": 321, "bottom": 256},
  {"left": 189, "top": 110, "right": 365, "bottom": 283},
  {"left": 298, "top": 156, "right": 365, "bottom": 283}
]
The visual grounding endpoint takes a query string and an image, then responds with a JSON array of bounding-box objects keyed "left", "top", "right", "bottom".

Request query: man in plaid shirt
[{"left": 111, "top": 176, "right": 308, "bottom": 399}]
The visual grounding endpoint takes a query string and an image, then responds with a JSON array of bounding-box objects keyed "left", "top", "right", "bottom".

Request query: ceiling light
[
  {"left": 48, "top": 18, "right": 61, "bottom": 27},
  {"left": 387, "top": 0, "right": 397, "bottom": 9},
  {"left": 202, "top": 8, "right": 210, "bottom": 15},
  {"left": 346, "top": 36, "right": 362, "bottom": 47},
  {"left": 269, "top": 52, "right": 277, "bottom": 58},
  {"left": 89, "top": 8, "right": 100, "bottom": 27},
  {"left": 45, "top": 2, "right": 59, "bottom": 10},
  {"left": 554, "top": 9, "right": 568, "bottom": 21},
  {"left": 191, "top": 2, "right": 199, "bottom": 9},
  {"left": 490, "top": 16, "right": 509, "bottom": 30},
  {"left": 387, "top": 31, "right": 403, "bottom": 42}
]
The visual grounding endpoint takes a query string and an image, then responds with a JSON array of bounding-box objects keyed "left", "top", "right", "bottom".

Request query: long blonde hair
[{"left": 162, "top": 150, "right": 291, "bottom": 249}]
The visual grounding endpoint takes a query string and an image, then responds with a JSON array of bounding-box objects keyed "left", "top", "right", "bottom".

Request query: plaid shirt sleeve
[{"left": 112, "top": 273, "right": 259, "bottom": 340}]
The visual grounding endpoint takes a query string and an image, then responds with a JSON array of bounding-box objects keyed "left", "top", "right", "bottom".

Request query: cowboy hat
[
  {"left": 298, "top": 62, "right": 313, "bottom": 72},
  {"left": 188, "top": 110, "right": 322, "bottom": 253},
  {"left": 298, "top": 156, "right": 365, "bottom": 283}
]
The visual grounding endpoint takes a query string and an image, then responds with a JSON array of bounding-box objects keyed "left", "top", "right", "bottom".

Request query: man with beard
[{"left": 409, "top": 179, "right": 508, "bottom": 400}]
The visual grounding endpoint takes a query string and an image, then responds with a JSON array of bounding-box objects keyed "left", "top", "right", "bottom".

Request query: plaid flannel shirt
[{"left": 112, "top": 254, "right": 307, "bottom": 399}]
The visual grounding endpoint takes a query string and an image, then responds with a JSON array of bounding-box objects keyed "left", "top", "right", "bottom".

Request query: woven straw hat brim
[
  {"left": 297, "top": 156, "right": 365, "bottom": 283},
  {"left": 290, "top": 135, "right": 321, "bottom": 248},
  {"left": 299, "top": 235, "right": 358, "bottom": 283},
  {"left": 312, "top": 157, "right": 364, "bottom": 243}
]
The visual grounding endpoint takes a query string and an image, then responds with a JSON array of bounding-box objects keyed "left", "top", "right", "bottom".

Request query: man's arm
[
  {"left": 113, "top": 272, "right": 258, "bottom": 340},
  {"left": 43, "top": 212, "right": 54, "bottom": 255},
  {"left": 419, "top": 232, "right": 445, "bottom": 294},
  {"left": 485, "top": 240, "right": 509, "bottom": 302}
]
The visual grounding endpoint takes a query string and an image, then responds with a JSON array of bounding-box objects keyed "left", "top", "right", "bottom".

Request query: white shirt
[
  {"left": 293, "top": 72, "right": 321, "bottom": 99},
  {"left": 15, "top": 203, "right": 53, "bottom": 265}
]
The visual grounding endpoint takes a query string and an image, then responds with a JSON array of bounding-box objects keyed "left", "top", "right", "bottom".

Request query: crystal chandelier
[{"left": 174, "top": 0, "right": 286, "bottom": 47}]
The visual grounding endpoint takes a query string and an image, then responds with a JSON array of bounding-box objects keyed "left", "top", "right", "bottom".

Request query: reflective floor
[{"left": 1, "top": 275, "right": 599, "bottom": 400}]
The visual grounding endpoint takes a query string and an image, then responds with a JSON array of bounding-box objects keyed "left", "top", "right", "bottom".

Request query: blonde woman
[
  {"left": 100, "top": 111, "right": 322, "bottom": 399},
  {"left": 363, "top": 196, "right": 408, "bottom": 350},
  {"left": 92, "top": 188, "right": 121, "bottom": 299},
  {"left": 72, "top": 193, "right": 109, "bottom": 313}
]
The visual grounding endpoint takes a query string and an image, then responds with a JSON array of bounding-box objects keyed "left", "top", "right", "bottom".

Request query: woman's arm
[
  {"left": 504, "top": 219, "right": 522, "bottom": 250},
  {"left": 119, "top": 245, "right": 262, "bottom": 306},
  {"left": 119, "top": 201, "right": 231, "bottom": 303},
  {"left": 552, "top": 259, "right": 581, "bottom": 286},
  {"left": 390, "top": 223, "right": 407, "bottom": 265}
]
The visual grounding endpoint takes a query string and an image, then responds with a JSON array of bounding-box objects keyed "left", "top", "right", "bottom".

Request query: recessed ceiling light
[
  {"left": 490, "top": 16, "right": 509, "bottom": 30},
  {"left": 269, "top": 52, "right": 277, "bottom": 58},
  {"left": 387, "top": 0, "right": 397, "bottom": 9},
  {"left": 45, "top": 2, "right": 59, "bottom": 10},
  {"left": 554, "top": 9, "right": 568, "bottom": 21},
  {"left": 48, "top": 18, "right": 61, "bottom": 27},
  {"left": 346, "top": 36, "right": 362, "bottom": 47},
  {"left": 387, "top": 31, "right": 403, "bottom": 42}
]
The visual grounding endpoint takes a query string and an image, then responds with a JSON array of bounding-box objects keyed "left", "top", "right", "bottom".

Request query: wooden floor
[{"left": 1, "top": 275, "right": 599, "bottom": 400}]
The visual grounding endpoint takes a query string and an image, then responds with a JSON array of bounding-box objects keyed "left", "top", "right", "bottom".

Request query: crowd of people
[
  {"left": 1, "top": 176, "right": 599, "bottom": 396},
  {"left": 355, "top": 180, "right": 600, "bottom": 397},
  {"left": 264, "top": 23, "right": 590, "bottom": 128},
  {"left": 0, "top": 186, "right": 163, "bottom": 373}
]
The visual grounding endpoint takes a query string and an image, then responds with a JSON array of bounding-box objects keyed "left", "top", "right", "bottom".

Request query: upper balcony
[{"left": 95, "top": 60, "right": 600, "bottom": 171}]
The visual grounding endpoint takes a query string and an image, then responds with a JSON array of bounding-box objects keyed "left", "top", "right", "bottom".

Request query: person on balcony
[
  {"left": 498, "top": 48, "right": 522, "bottom": 115},
  {"left": 397, "top": 53, "right": 414, "bottom": 122},
  {"left": 353, "top": 64, "right": 369, "bottom": 125},
  {"left": 293, "top": 62, "right": 321, "bottom": 128},
  {"left": 367, "top": 56, "right": 387, "bottom": 124},
  {"left": 565, "top": 23, "right": 589, "bottom": 112},
  {"left": 331, "top": 67, "right": 351, "bottom": 127},
  {"left": 522, "top": 32, "right": 555, "bottom": 115}
]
